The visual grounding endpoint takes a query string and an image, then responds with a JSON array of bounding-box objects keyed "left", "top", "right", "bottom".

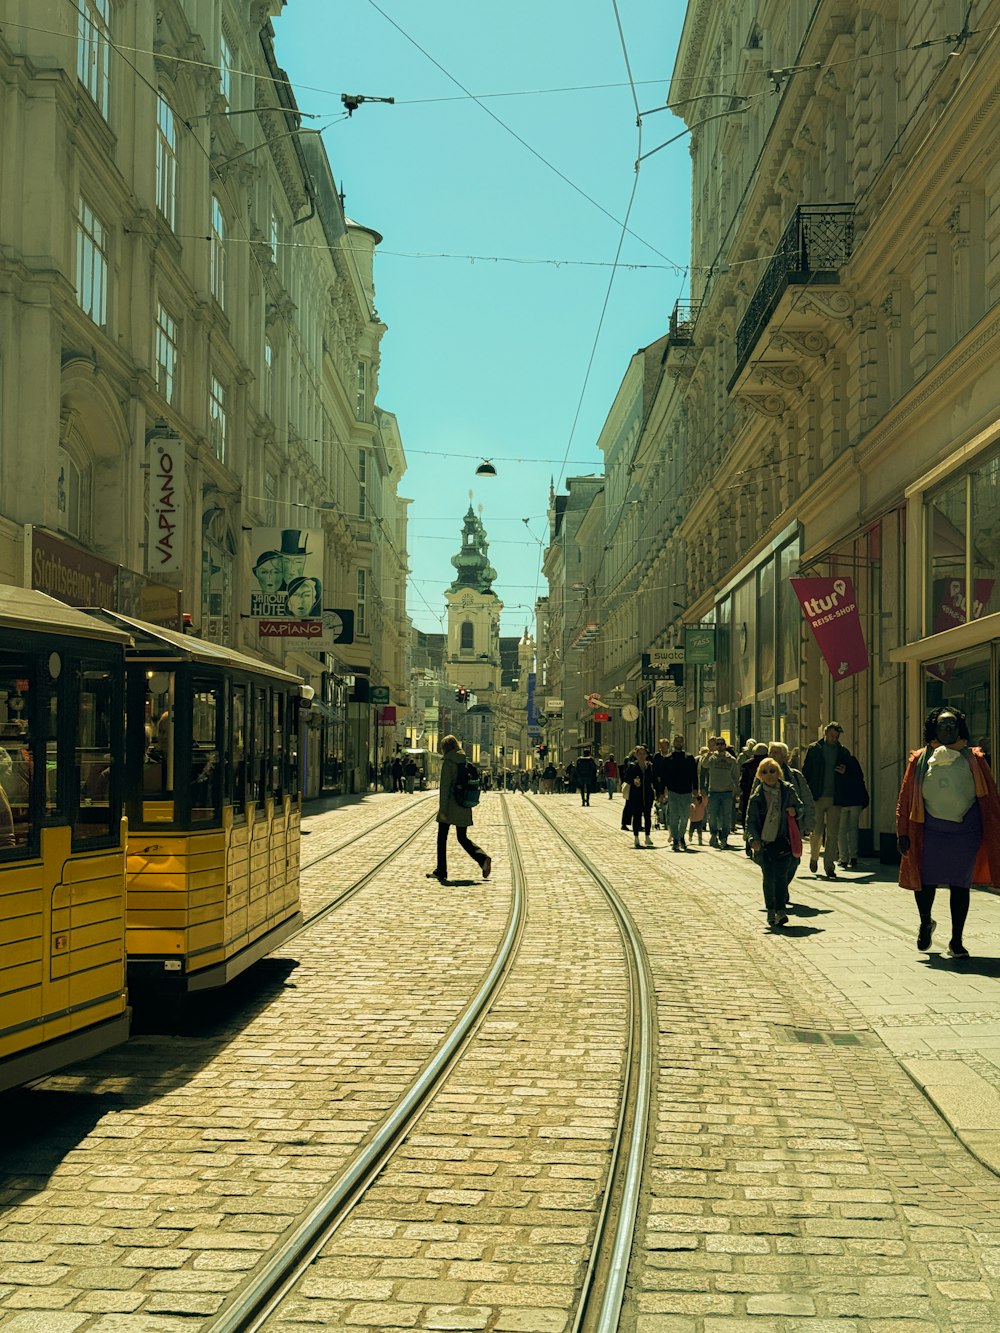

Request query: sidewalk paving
[{"left": 643, "top": 823, "right": 1000, "bottom": 1187}]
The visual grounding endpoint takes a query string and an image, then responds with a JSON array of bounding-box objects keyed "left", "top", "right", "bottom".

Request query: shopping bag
[{"left": 787, "top": 808, "right": 803, "bottom": 858}]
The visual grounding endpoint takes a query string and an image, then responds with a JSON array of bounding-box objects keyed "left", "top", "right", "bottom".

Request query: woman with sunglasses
[{"left": 746, "top": 757, "right": 804, "bottom": 929}]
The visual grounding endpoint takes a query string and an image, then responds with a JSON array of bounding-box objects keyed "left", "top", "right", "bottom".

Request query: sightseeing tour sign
[{"left": 790, "top": 576, "right": 869, "bottom": 681}]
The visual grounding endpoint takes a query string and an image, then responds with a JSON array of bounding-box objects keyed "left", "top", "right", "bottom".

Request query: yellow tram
[
  {"left": 86, "top": 611, "right": 305, "bottom": 999},
  {"left": 0, "top": 588, "right": 132, "bottom": 1091}
]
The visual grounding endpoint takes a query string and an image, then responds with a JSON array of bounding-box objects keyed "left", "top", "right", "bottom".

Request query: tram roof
[
  {"left": 0, "top": 585, "right": 132, "bottom": 644},
  {"left": 85, "top": 611, "right": 302, "bottom": 686}
]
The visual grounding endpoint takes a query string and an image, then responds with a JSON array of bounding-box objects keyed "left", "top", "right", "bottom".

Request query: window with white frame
[
  {"left": 57, "top": 447, "right": 90, "bottom": 540},
  {"left": 263, "top": 338, "right": 273, "bottom": 416},
  {"left": 155, "top": 94, "right": 177, "bottom": 229},
  {"left": 358, "top": 448, "right": 367, "bottom": 519},
  {"left": 220, "top": 30, "right": 234, "bottom": 104},
  {"left": 356, "top": 568, "right": 367, "bottom": 637},
  {"left": 76, "top": 196, "right": 108, "bottom": 327},
  {"left": 210, "top": 196, "right": 226, "bottom": 307},
  {"left": 270, "top": 210, "right": 280, "bottom": 263},
  {"left": 209, "top": 376, "right": 227, "bottom": 464},
  {"left": 356, "top": 360, "right": 367, "bottom": 420},
  {"left": 77, "top": 0, "right": 111, "bottom": 119},
  {"left": 154, "top": 303, "right": 177, "bottom": 405}
]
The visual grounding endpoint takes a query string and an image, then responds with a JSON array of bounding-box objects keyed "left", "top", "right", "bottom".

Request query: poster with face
[{"left": 248, "top": 528, "right": 322, "bottom": 619}]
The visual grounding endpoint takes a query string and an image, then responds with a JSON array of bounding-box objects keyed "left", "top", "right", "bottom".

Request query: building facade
[
  {"left": 0, "top": 1, "right": 409, "bottom": 794},
  {"left": 625, "top": 0, "right": 1000, "bottom": 856}
]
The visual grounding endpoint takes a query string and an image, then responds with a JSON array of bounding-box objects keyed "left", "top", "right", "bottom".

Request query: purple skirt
[{"left": 921, "top": 802, "right": 983, "bottom": 887}]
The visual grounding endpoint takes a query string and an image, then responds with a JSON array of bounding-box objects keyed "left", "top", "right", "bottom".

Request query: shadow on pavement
[
  {"left": 923, "top": 953, "right": 1000, "bottom": 978},
  {"left": 777, "top": 924, "right": 825, "bottom": 938}
]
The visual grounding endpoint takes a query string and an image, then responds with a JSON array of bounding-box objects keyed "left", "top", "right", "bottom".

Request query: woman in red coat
[{"left": 896, "top": 706, "right": 1000, "bottom": 957}]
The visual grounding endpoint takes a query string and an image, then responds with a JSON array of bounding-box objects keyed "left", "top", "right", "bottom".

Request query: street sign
[
  {"left": 370, "top": 685, "right": 390, "bottom": 706},
  {"left": 657, "top": 687, "right": 685, "bottom": 706},
  {"left": 593, "top": 711, "right": 610, "bottom": 722},
  {"left": 545, "top": 697, "right": 564, "bottom": 712},
  {"left": 642, "top": 649, "right": 685, "bottom": 679}
]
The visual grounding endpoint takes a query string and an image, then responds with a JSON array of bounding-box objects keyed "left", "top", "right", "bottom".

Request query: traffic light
[
  {"left": 455, "top": 687, "right": 468, "bottom": 703},
  {"left": 537, "top": 743, "right": 547, "bottom": 757}
]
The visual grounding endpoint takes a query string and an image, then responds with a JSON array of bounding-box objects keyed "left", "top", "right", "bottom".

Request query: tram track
[
  {"left": 204, "top": 792, "right": 655, "bottom": 1333},
  {"left": 201, "top": 793, "right": 529, "bottom": 1333}
]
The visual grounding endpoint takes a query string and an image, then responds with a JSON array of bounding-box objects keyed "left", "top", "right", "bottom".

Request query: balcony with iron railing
[
  {"left": 728, "top": 204, "right": 854, "bottom": 389},
  {"left": 668, "top": 300, "right": 701, "bottom": 345}
]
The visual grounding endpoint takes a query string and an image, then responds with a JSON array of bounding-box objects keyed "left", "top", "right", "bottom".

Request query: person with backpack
[{"left": 427, "top": 734, "right": 491, "bottom": 884}]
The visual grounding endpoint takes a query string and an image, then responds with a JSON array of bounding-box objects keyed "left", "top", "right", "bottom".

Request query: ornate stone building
[
  {"left": 0, "top": 1, "right": 409, "bottom": 794},
  {"left": 622, "top": 0, "right": 1000, "bottom": 856}
]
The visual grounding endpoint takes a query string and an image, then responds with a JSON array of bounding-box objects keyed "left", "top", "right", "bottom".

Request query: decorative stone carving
[
  {"left": 799, "top": 289, "right": 855, "bottom": 323},
  {"left": 756, "top": 363, "right": 805, "bottom": 390},
  {"left": 771, "top": 329, "right": 830, "bottom": 358},
  {"left": 737, "top": 391, "right": 787, "bottom": 418}
]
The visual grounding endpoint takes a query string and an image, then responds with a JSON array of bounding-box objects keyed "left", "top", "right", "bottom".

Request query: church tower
[{"left": 445, "top": 503, "right": 502, "bottom": 695}]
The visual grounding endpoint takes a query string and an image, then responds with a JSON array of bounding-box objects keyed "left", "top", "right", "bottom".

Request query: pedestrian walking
[
  {"left": 688, "top": 790, "right": 708, "bottom": 845},
  {"left": 700, "top": 737, "right": 739, "bottom": 847},
  {"left": 620, "top": 748, "right": 637, "bottom": 829},
  {"left": 801, "top": 722, "right": 851, "bottom": 879},
  {"left": 576, "top": 749, "right": 598, "bottom": 806},
  {"left": 739, "top": 742, "right": 770, "bottom": 831},
  {"left": 746, "top": 757, "right": 804, "bottom": 929},
  {"left": 402, "top": 755, "right": 418, "bottom": 794},
  {"left": 896, "top": 706, "right": 1000, "bottom": 958},
  {"left": 541, "top": 761, "right": 557, "bottom": 794},
  {"left": 426, "top": 734, "right": 491, "bottom": 884},
  {"left": 654, "top": 735, "right": 700, "bottom": 852},
  {"left": 837, "top": 753, "right": 869, "bottom": 868},
  {"left": 603, "top": 753, "right": 619, "bottom": 798},
  {"left": 765, "top": 741, "right": 814, "bottom": 900},
  {"left": 622, "top": 745, "right": 656, "bottom": 847},
  {"left": 390, "top": 755, "right": 403, "bottom": 793}
]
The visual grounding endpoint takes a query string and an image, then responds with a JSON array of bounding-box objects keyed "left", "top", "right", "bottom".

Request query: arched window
[
  {"left": 460, "top": 621, "right": 474, "bottom": 651},
  {"left": 57, "top": 445, "right": 91, "bottom": 541}
]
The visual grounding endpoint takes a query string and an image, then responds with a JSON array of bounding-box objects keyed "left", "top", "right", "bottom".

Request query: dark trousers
[
  {"left": 915, "top": 884, "right": 970, "bottom": 944},
  {"left": 436, "top": 822, "right": 486, "bottom": 878},
  {"left": 628, "top": 801, "right": 652, "bottom": 836}
]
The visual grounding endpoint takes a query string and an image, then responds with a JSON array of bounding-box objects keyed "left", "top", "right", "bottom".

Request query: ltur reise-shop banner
[{"left": 790, "top": 576, "right": 869, "bottom": 681}]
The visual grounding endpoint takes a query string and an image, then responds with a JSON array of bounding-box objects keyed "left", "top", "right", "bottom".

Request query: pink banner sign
[
  {"left": 790, "top": 576, "right": 869, "bottom": 681},
  {"left": 927, "top": 578, "right": 996, "bottom": 681}
]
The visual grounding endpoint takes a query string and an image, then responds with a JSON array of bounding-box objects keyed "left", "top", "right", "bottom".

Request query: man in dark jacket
[
  {"left": 653, "top": 735, "right": 701, "bottom": 851},
  {"left": 801, "top": 722, "right": 851, "bottom": 879},
  {"left": 576, "top": 749, "right": 598, "bottom": 806}
]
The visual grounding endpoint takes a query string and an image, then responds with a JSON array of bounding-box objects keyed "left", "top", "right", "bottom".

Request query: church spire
[{"left": 449, "top": 504, "right": 497, "bottom": 594}]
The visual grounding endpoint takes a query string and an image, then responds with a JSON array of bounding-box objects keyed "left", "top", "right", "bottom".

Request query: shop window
[
  {"left": 756, "top": 556, "right": 775, "bottom": 692},
  {"left": 0, "top": 658, "right": 36, "bottom": 855},
  {"left": 926, "top": 475, "right": 968, "bottom": 634},
  {"left": 971, "top": 452, "right": 1000, "bottom": 622},
  {"left": 777, "top": 539, "right": 801, "bottom": 686},
  {"left": 190, "top": 682, "right": 221, "bottom": 823},
  {"left": 74, "top": 664, "right": 115, "bottom": 845},
  {"left": 271, "top": 692, "right": 285, "bottom": 798},
  {"left": 924, "top": 646, "right": 991, "bottom": 761}
]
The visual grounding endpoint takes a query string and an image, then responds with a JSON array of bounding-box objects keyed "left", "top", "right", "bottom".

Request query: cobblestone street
[{"left": 2, "top": 792, "right": 1000, "bottom": 1330}]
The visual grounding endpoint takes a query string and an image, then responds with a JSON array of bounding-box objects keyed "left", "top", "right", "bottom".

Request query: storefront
[
  {"left": 892, "top": 427, "right": 1000, "bottom": 765},
  {"left": 706, "top": 525, "right": 803, "bottom": 752}
]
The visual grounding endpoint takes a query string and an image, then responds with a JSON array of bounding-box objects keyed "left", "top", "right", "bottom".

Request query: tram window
[
  {"left": 231, "top": 684, "right": 247, "bottom": 815},
  {"left": 142, "top": 671, "right": 175, "bottom": 823},
  {"left": 0, "top": 659, "right": 34, "bottom": 854},
  {"left": 288, "top": 695, "right": 299, "bottom": 798},
  {"left": 45, "top": 690, "right": 61, "bottom": 820},
  {"left": 251, "top": 686, "right": 268, "bottom": 804},
  {"left": 191, "top": 682, "right": 221, "bottom": 823},
  {"left": 271, "top": 691, "right": 284, "bottom": 798},
  {"left": 74, "top": 665, "right": 115, "bottom": 844}
]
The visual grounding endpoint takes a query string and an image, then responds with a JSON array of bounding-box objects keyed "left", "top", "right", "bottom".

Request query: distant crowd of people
[{"left": 396, "top": 705, "right": 1000, "bottom": 959}]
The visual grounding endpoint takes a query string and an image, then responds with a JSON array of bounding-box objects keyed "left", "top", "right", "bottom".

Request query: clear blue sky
[{"left": 272, "top": 2, "right": 692, "bottom": 635}]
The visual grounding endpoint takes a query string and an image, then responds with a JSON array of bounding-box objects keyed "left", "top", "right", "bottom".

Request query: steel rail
[
  {"left": 525, "top": 798, "right": 655, "bottom": 1333},
  {"left": 202, "top": 794, "right": 527, "bottom": 1333},
  {"left": 299, "top": 790, "right": 436, "bottom": 872}
]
